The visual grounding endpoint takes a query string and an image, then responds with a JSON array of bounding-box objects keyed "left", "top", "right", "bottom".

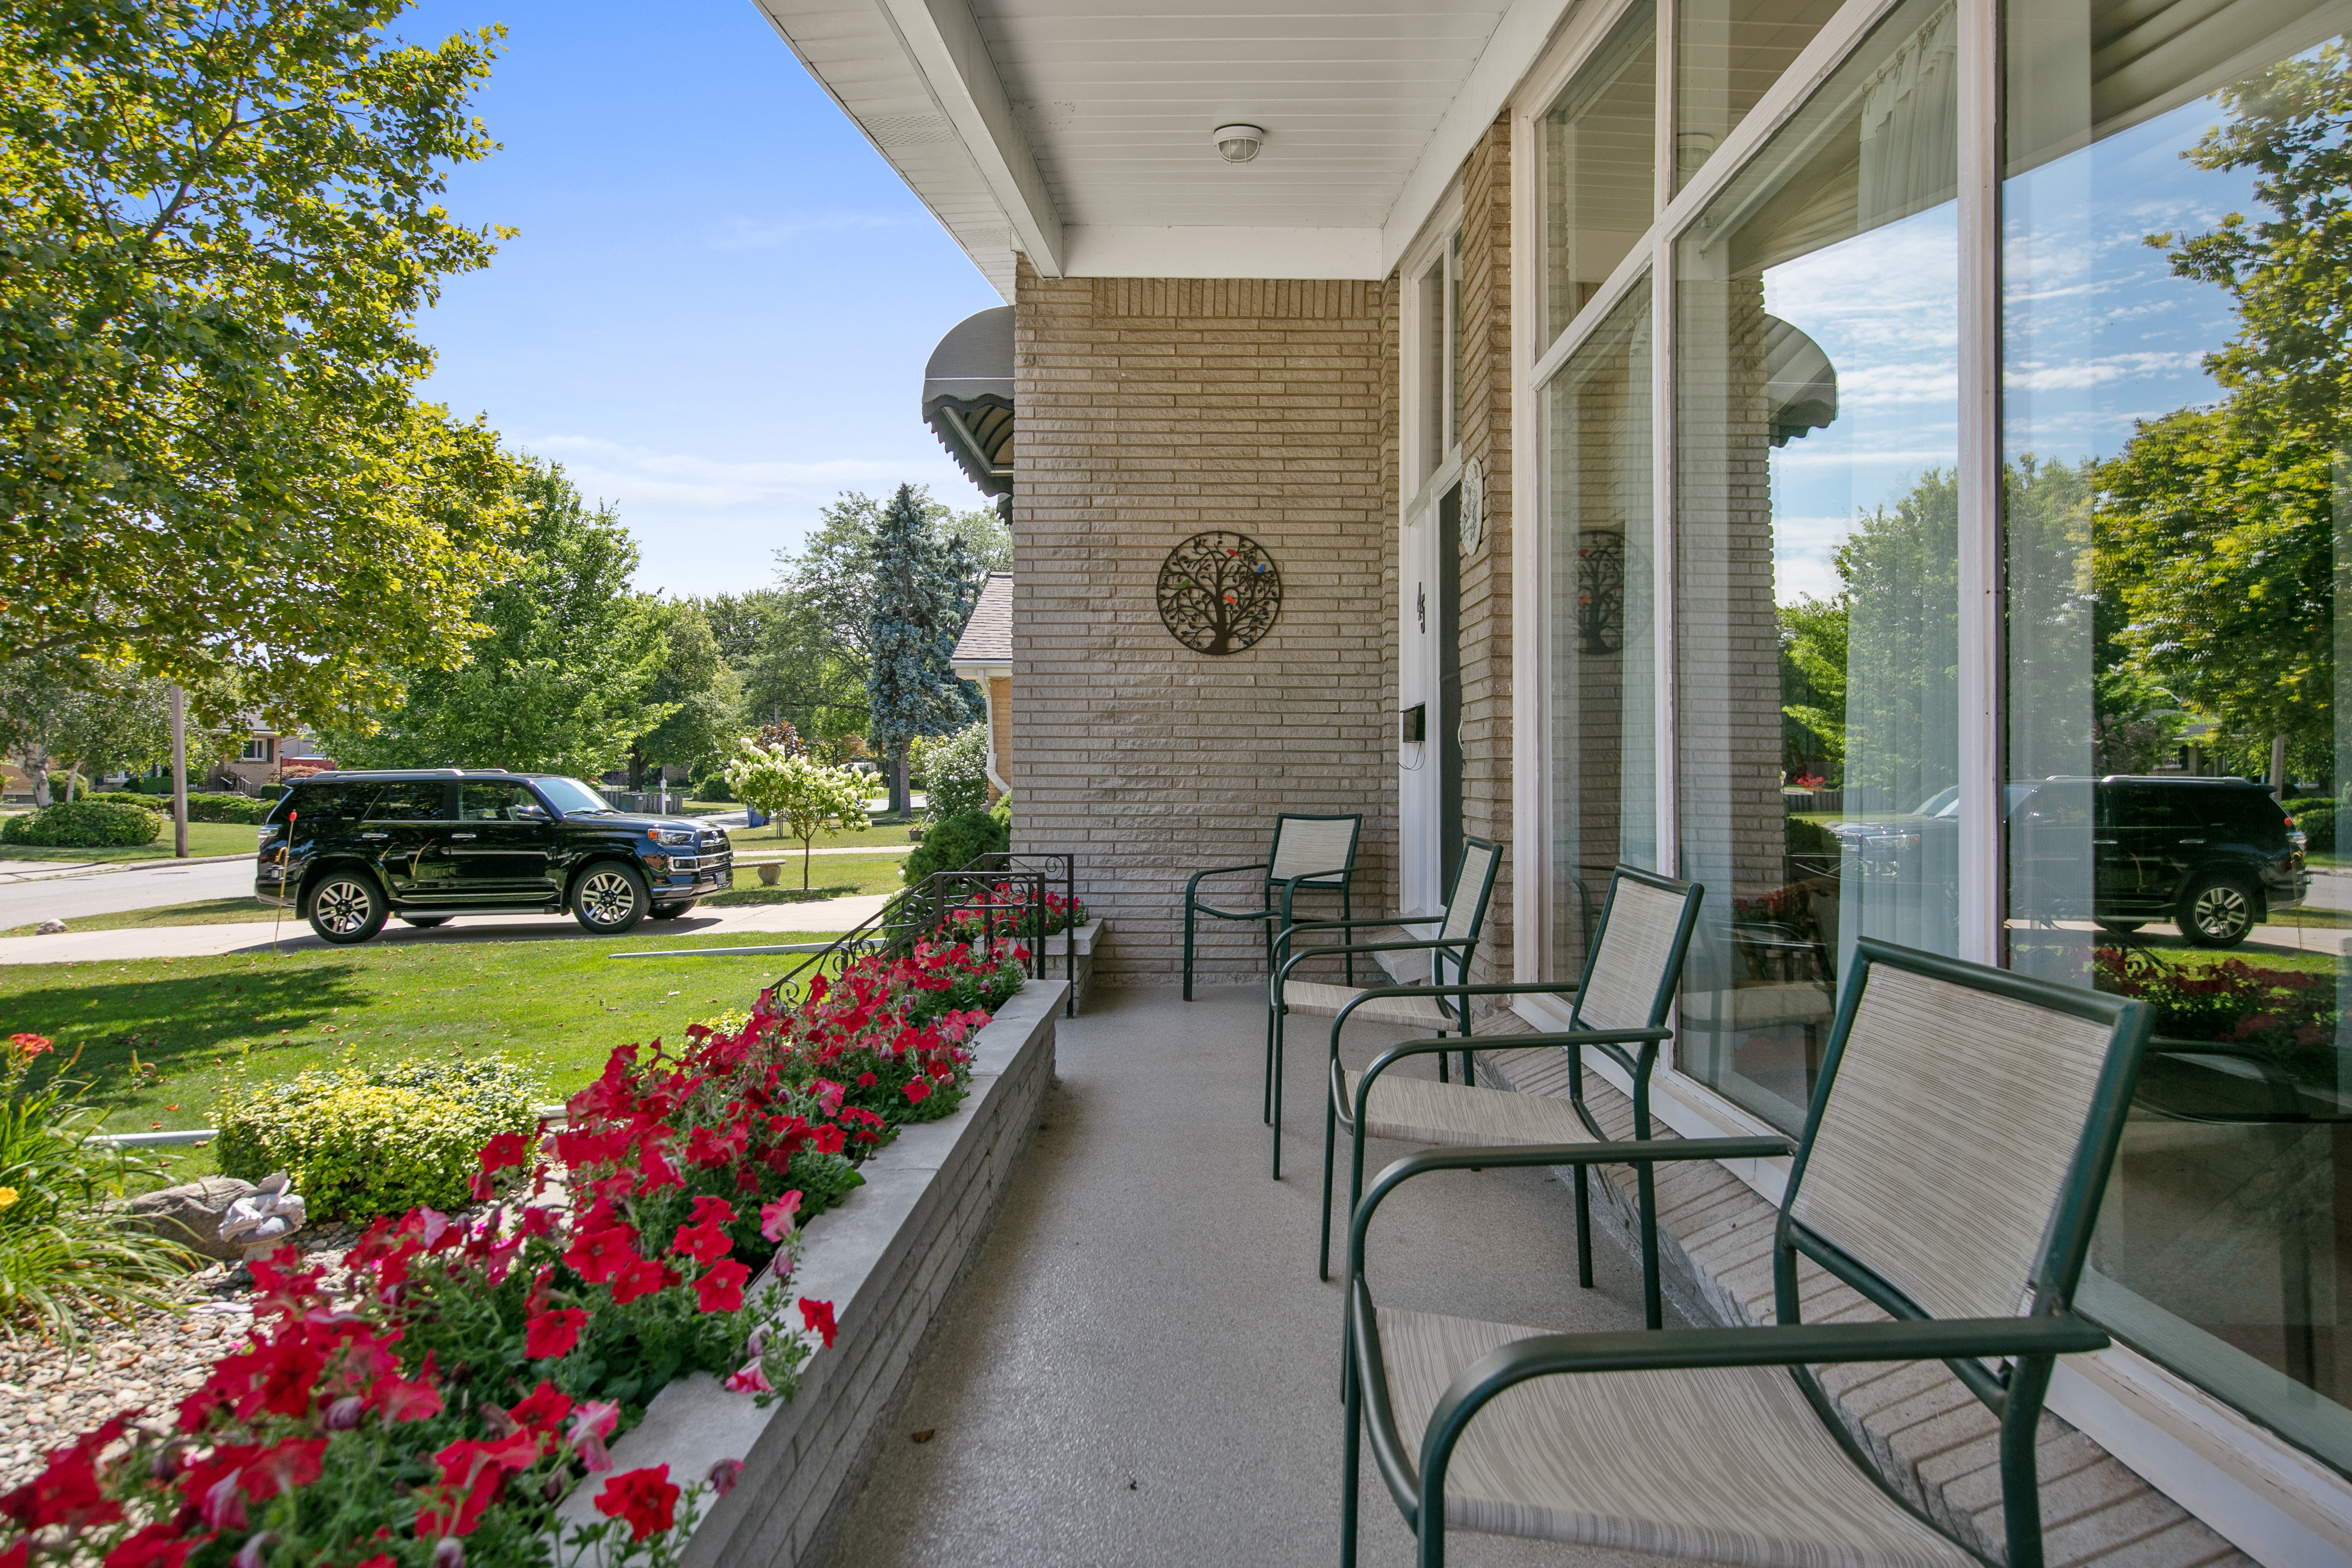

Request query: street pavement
[
  {"left": 0, "top": 859, "right": 256, "bottom": 927},
  {"left": 0, "top": 891, "right": 896, "bottom": 966}
]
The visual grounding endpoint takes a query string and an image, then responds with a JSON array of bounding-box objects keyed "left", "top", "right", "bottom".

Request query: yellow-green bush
[{"left": 215, "top": 1054, "right": 543, "bottom": 1222}]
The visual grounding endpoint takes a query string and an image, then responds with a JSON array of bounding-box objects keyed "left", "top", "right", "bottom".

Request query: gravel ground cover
[{"left": 0, "top": 1224, "right": 367, "bottom": 1492}]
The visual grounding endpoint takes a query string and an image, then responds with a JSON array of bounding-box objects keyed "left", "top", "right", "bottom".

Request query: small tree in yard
[
  {"left": 725, "top": 740, "right": 871, "bottom": 889},
  {"left": 866, "top": 485, "right": 981, "bottom": 815}
]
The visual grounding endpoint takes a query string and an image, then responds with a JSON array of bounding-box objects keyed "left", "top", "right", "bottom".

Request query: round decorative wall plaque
[
  {"left": 1459, "top": 456, "right": 1485, "bottom": 555},
  {"left": 1156, "top": 531, "right": 1282, "bottom": 655}
]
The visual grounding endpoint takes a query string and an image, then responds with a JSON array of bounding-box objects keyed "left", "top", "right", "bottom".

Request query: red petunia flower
[
  {"left": 594, "top": 1466, "right": 680, "bottom": 1542},
  {"left": 799, "top": 1297, "right": 838, "bottom": 1348},
  {"left": 811, "top": 1124, "right": 846, "bottom": 1155},
  {"left": 508, "top": 1383, "right": 574, "bottom": 1437},
  {"left": 903, "top": 1077, "right": 932, "bottom": 1105},
  {"left": 671, "top": 1220, "right": 732, "bottom": 1265},
  {"left": 608, "top": 1255, "right": 678, "bottom": 1305},
  {"left": 689, "top": 1195, "right": 738, "bottom": 1226},
  {"left": 524, "top": 1308, "right": 587, "bottom": 1359},
  {"left": 695, "top": 1258, "right": 750, "bottom": 1314},
  {"left": 368, "top": 1353, "right": 446, "bottom": 1424},
  {"left": 2, "top": 1418, "right": 128, "bottom": 1533},
  {"left": 100, "top": 1523, "right": 211, "bottom": 1567},
  {"left": 564, "top": 1224, "right": 639, "bottom": 1285}
]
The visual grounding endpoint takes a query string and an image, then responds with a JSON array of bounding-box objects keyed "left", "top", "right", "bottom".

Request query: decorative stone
[
  {"left": 34, "top": 921, "right": 64, "bottom": 935},
  {"left": 758, "top": 862, "right": 782, "bottom": 886},
  {"left": 217, "top": 1172, "right": 307, "bottom": 1261},
  {"left": 121, "top": 1177, "right": 255, "bottom": 1264}
]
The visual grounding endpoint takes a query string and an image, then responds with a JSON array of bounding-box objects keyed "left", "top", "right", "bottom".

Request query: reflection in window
[
  {"left": 1675, "top": 0, "right": 1959, "bottom": 1130},
  {"left": 1549, "top": 279, "right": 1656, "bottom": 978},
  {"left": 1675, "top": 0, "right": 1843, "bottom": 189},
  {"left": 2002, "top": 0, "right": 2352, "bottom": 1472},
  {"left": 1543, "top": 2, "right": 1657, "bottom": 344}
]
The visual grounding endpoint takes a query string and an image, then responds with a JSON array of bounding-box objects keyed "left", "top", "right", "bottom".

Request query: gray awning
[
  {"left": 1763, "top": 316, "right": 1837, "bottom": 448},
  {"left": 923, "top": 306, "right": 1014, "bottom": 499}
]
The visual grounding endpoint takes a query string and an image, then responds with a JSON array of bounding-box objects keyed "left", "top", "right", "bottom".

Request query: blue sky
[{"left": 393, "top": 0, "right": 1004, "bottom": 598}]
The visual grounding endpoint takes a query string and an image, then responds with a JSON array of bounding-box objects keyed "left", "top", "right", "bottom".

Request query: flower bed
[{"left": 1, "top": 942, "right": 1026, "bottom": 1568}]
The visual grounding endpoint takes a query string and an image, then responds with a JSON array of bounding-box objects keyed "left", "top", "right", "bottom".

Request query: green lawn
[
  {"left": 728, "top": 819, "right": 917, "bottom": 853},
  {"left": 0, "top": 819, "right": 259, "bottom": 863},
  {"left": 0, "top": 929, "right": 829, "bottom": 1184},
  {"left": 707, "top": 853, "right": 909, "bottom": 902}
]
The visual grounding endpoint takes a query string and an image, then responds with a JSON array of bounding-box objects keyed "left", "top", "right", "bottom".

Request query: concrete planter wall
[
  {"left": 554, "top": 977, "right": 1064, "bottom": 1566},
  {"left": 1041, "top": 919, "right": 1101, "bottom": 1010}
]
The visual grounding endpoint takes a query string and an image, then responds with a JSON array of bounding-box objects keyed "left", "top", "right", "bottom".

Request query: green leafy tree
[
  {"left": 722, "top": 740, "right": 870, "bottom": 887},
  {"left": 0, "top": 657, "right": 173, "bottom": 804},
  {"left": 320, "top": 461, "right": 667, "bottom": 776},
  {"left": 2097, "top": 42, "right": 2351, "bottom": 783},
  {"left": 627, "top": 600, "right": 737, "bottom": 790},
  {"left": 1778, "top": 596, "right": 1849, "bottom": 783},
  {"left": 0, "top": 1, "right": 528, "bottom": 722},
  {"left": 866, "top": 485, "right": 979, "bottom": 815}
]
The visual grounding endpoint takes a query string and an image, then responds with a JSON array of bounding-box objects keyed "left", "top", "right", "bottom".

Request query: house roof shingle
[{"left": 952, "top": 572, "right": 1013, "bottom": 667}]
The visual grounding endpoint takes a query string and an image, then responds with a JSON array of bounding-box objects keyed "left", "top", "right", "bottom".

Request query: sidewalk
[{"left": 0, "top": 892, "right": 896, "bottom": 966}]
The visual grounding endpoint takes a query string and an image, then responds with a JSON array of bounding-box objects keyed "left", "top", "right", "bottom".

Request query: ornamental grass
[{"left": 0, "top": 940, "right": 1028, "bottom": 1567}]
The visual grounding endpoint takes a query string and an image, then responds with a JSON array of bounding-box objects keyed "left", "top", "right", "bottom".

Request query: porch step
[{"left": 1466, "top": 1023, "right": 2252, "bottom": 1568}]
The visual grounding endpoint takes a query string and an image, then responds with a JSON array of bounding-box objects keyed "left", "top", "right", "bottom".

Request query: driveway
[{"left": 0, "top": 891, "right": 898, "bottom": 966}]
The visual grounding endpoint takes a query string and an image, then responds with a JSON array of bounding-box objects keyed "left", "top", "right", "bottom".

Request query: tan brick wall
[
  {"left": 1457, "top": 119, "right": 1516, "bottom": 984},
  {"left": 1011, "top": 264, "right": 1397, "bottom": 983}
]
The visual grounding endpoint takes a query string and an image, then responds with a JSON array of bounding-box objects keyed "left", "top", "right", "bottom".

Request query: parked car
[
  {"left": 254, "top": 770, "right": 735, "bottom": 945},
  {"left": 1823, "top": 775, "right": 2306, "bottom": 948},
  {"left": 2010, "top": 775, "right": 2305, "bottom": 947}
]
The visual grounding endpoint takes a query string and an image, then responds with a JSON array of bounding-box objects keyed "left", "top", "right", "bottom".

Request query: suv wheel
[
  {"left": 573, "top": 864, "right": 649, "bottom": 934},
  {"left": 307, "top": 874, "right": 387, "bottom": 945},
  {"left": 2178, "top": 875, "right": 2257, "bottom": 948},
  {"left": 648, "top": 901, "right": 696, "bottom": 921}
]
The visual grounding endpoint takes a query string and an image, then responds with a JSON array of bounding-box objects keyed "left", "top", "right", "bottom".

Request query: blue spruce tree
[{"left": 866, "top": 483, "right": 979, "bottom": 815}]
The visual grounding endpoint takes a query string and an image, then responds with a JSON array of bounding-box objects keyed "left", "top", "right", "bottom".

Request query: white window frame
[
  {"left": 1397, "top": 194, "right": 1465, "bottom": 920},
  {"left": 1493, "top": 0, "right": 2352, "bottom": 1553},
  {"left": 240, "top": 736, "right": 274, "bottom": 764}
]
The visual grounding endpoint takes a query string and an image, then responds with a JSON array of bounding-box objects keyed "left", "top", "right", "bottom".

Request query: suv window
[
  {"left": 2103, "top": 784, "right": 2175, "bottom": 831},
  {"left": 2018, "top": 782, "right": 2090, "bottom": 829},
  {"left": 2207, "top": 787, "right": 2287, "bottom": 836},
  {"left": 268, "top": 782, "right": 378, "bottom": 825},
  {"left": 459, "top": 782, "right": 541, "bottom": 821},
  {"left": 367, "top": 782, "right": 451, "bottom": 821}
]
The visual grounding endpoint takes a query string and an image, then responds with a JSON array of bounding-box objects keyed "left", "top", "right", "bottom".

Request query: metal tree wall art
[{"left": 1156, "top": 531, "right": 1282, "bottom": 654}]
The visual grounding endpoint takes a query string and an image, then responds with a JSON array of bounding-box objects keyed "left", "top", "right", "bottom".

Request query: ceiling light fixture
[{"left": 1211, "top": 124, "right": 1265, "bottom": 163}]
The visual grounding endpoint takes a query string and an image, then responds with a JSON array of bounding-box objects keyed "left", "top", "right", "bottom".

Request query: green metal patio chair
[
  {"left": 1320, "top": 868, "right": 1704, "bottom": 1335},
  {"left": 1182, "top": 812, "right": 1364, "bottom": 1001},
  {"left": 1264, "top": 837, "right": 1503, "bottom": 1181},
  {"left": 1342, "top": 937, "right": 2153, "bottom": 1568}
]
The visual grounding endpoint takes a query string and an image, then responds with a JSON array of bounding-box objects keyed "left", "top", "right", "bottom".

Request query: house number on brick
[{"left": 1156, "top": 531, "right": 1282, "bottom": 656}]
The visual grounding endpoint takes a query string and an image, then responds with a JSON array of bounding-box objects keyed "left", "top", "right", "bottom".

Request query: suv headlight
[{"left": 649, "top": 828, "right": 695, "bottom": 847}]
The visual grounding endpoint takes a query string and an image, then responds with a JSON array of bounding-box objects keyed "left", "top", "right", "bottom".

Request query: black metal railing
[{"left": 612, "top": 852, "right": 1081, "bottom": 1019}]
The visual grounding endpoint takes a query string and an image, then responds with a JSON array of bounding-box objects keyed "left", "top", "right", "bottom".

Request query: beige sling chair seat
[
  {"left": 1321, "top": 868, "right": 1706, "bottom": 1341},
  {"left": 1342, "top": 937, "right": 2154, "bottom": 1568}
]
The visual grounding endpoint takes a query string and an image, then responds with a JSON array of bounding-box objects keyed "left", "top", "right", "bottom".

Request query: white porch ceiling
[{"left": 751, "top": 0, "right": 1575, "bottom": 295}]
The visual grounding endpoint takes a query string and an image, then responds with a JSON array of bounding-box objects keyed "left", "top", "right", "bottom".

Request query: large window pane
[
  {"left": 1544, "top": 2, "right": 1657, "bottom": 344},
  {"left": 1675, "top": 0, "right": 1843, "bottom": 189},
  {"left": 1550, "top": 279, "right": 1657, "bottom": 977},
  {"left": 2002, "top": 0, "right": 2352, "bottom": 1470},
  {"left": 1676, "top": 0, "right": 1960, "bottom": 1131}
]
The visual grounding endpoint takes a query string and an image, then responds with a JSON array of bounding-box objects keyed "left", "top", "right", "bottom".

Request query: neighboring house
[
  {"left": 950, "top": 572, "right": 1013, "bottom": 800},
  {"left": 759, "top": 0, "right": 2352, "bottom": 1555}
]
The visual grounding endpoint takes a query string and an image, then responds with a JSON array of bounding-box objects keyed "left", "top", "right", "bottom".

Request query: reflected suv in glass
[
  {"left": 253, "top": 770, "right": 734, "bottom": 945},
  {"left": 2008, "top": 776, "right": 2306, "bottom": 948}
]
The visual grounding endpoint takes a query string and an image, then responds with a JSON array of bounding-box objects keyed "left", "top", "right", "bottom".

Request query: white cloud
[{"left": 525, "top": 435, "right": 914, "bottom": 511}]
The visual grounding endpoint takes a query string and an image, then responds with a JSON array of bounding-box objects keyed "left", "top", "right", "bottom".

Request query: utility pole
[{"left": 168, "top": 683, "right": 188, "bottom": 858}]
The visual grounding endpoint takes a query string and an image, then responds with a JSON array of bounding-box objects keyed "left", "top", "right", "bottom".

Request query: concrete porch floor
[{"left": 828, "top": 983, "right": 1703, "bottom": 1568}]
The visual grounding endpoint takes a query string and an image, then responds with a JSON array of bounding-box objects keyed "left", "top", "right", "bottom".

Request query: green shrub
[
  {"left": 41, "top": 771, "right": 88, "bottom": 801},
  {"left": 215, "top": 1054, "right": 543, "bottom": 1222},
  {"left": 0, "top": 800, "right": 163, "bottom": 847},
  {"left": 903, "top": 799, "right": 1010, "bottom": 883},
  {"left": 83, "top": 792, "right": 157, "bottom": 811},
  {"left": 185, "top": 791, "right": 271, "bottom": 823},
  {"left": 2288, "top": 801, "right": 2336, "bottom": 852},
  {"left": 914, "top": 722, "right": 993, "bottom": 819},
  {"left": 1786, "top": 815, "right": 1839, "bottom": 863}
]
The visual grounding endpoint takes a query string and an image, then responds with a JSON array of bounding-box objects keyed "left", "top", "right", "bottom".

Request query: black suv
[
  {"left": 2008, "top": 775, "right": 2307, "bottom": 947},
  {"left": 254, "top": 770, "right": 733, "bottom": 945}
]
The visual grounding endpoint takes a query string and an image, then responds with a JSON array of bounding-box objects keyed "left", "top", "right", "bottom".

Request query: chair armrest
[
  {"left": 1184, "top": 862, "right": 1270, "bottom": 901},
  {"left": 1275, "top": 870, "right": 1353, "bottom": 924},
  {"left": 1355, "top": 1028, "right": 1671, "bottom": 1085},
  {"left": 1275, "top": 938, "right": 1466, "bottom": 988},
  {"left": 1348, "top": 1137, "right": 1792, "bottom": 1283},
  {"left": 1409, "top": 1314, "right": 2111, "bottom": 1502}
]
